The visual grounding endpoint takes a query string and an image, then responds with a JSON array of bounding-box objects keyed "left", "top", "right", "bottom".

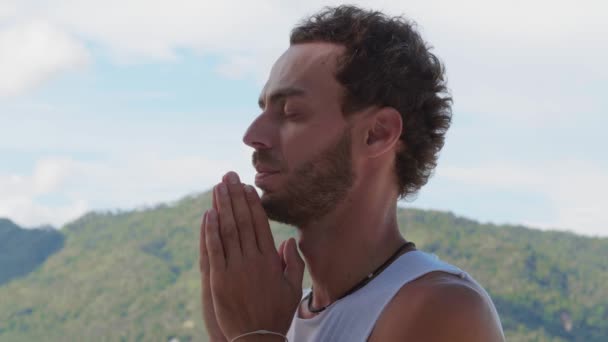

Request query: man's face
[{"left": 243, "top": 42, "right": 357, "bottom": 228}]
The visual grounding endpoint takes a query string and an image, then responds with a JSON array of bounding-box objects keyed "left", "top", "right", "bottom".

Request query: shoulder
[{"left": 368, "top": 271, "right": 504, "bottom": 342}]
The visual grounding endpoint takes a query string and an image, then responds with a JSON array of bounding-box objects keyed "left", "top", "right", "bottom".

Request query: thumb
[
  {"left": 284, "top": 238, "right": 304, "bottom": 290},
  {"left": 199, "top": 211, "right": 210, "bottom": 275},
  {"left": 278, "top": 240, "right": 287, "bottom": 269}
]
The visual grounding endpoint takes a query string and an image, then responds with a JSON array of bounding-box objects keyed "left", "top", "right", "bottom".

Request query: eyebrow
[{"left": 258, "top": 87, "right": 306, "bottom": 109}]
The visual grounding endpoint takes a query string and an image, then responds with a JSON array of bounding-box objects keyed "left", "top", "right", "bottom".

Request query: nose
[{"left": 243, "top": 112, "right": 274, "bottom": 150}]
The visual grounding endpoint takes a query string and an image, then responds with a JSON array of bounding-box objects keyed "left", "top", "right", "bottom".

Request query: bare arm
[{"left": 369, "top": 273, "right": 505, "bottom": 342}]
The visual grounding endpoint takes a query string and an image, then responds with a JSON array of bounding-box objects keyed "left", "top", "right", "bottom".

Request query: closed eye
[
  {"left": 283, "top": 112, "right": 300, "bottom": 120},
  {"left": 283, "top": 104, "right": 305, "bottom": 119}
]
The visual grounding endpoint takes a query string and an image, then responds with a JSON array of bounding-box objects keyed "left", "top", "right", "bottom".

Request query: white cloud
[
  {"left": 0, "top": 157, "right": 84, "bottom": 227},
  {"left": 2, "top": 0, "right": 605, "bottom": 124},
  {"left": 0, "top": 158, "right": 71, "bottom": 199},
  {"left": 0, "top": 20, "right": 89, "bottom": 97},
  {"left": 439, "top": 161, "right": 608, "bottom": 236},
  {"left": 0, "top": 108, "right": 254, "bottom": 230},
  {"left": 0, "top": 142, "right": 256, "bottom": 228},
  {"left": 3, "top": 0, "right": 607, "bottom": 237},
  {"left": 0, "top": 106, "right": 260, "bottom": 228},
  {"left": 2, "top": 196, "right": 89, "bottom": 229},
  {"left": 40, "top": 0, "right": 295, "bottom": 80},
  {"left": 4, "top": 0, "right": 608, "bottom": 115},
  {"left": 31, "top": 158, "right": 73, "bottom": 194}
]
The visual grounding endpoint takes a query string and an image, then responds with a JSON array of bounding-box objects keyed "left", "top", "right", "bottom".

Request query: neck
[{"left": 296, "top": 181, "right": 407, "bottom": 312}]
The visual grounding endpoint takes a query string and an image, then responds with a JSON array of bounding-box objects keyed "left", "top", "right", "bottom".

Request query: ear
[{"left": 363, "top": 107, "right": 403, "bottom": 158}]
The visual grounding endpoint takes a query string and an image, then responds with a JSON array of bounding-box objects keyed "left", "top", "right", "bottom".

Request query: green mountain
[
  {"left": 0, "top": 191, "right": 606, "bottom": 341},
  {"left": 0, "top": 218, "right": 63, "bottom": 286}
]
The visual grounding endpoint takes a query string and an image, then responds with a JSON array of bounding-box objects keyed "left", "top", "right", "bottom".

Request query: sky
[{"left": 0, "top": 0, "right": 607, "bottom": 236}]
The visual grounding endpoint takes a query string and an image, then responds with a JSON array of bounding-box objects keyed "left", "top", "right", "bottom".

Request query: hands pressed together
[{"left": 199, "top": 171, "right": 305, "bottom": 342}]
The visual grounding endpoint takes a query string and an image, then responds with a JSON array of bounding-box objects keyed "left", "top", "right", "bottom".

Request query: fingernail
[
  {"left": 244, "top": 184, "right": 254, "bottom": 193},
  {"left": 227, "top": 172, "right": 239, "bottom": 184}
]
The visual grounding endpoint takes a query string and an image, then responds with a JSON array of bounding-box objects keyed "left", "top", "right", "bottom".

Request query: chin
[{"left": 260, "top": 189, "right": 286, "bottom": 207}]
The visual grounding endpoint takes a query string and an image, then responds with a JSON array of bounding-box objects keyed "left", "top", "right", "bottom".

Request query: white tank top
[{"left": 287, "top": 250, "right": 500, "bottom": 342}]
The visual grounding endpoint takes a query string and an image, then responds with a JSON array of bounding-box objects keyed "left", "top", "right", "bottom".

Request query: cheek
[{"left": 280, "top": 127, "right": 320, "bottom": 171}]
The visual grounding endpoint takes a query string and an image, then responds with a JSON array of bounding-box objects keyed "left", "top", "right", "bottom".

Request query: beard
[{"left": 253, "top": 126, "right": 355, "bottom": 228}]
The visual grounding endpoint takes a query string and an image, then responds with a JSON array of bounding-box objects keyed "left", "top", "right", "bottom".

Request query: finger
[
  {"left": 223, "top": 172, "right": 258, "bottom": 256},
  {"left": 199, "top": 210, "right": 210, "bottom": 275},
  {"left": 284, "top": 238, "right": 305, "bottom": 290},
  {"left": 243, "top": 184, "right": 276, "bottom": 253},
  {"left": 200, "top": 211, "right": 211, "bottom": 305},
  {"left": 205, "top": 208, "right": 226, "bottom": 271},
  {"left": 278, "top": 240, "right": 287, "bottom": 269},
  {"left": 215, "top": 183, "right": 242, "bottom": 262},
  {"left": 201, "top": 210, "right": 227, "bottom": 342},
  {"left": 212, "top": 184, "right": 218, "bottom": 212}
]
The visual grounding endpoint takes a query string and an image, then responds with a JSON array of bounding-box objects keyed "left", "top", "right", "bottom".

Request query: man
[{"left": 199, "top": 5, "right": 505, "bottom": 342}]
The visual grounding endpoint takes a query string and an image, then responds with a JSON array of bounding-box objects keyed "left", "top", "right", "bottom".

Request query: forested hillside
[
  {"left": 0, "top": 191, "right": 606, "bottom": 341},
  {"left": 0, "top": 218, "right": 63, "bottom": 286}
]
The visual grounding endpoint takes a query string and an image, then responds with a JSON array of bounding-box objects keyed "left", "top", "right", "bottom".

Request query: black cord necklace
[{"left": 305, "top": 241, "right": 416, "bottom": 314}]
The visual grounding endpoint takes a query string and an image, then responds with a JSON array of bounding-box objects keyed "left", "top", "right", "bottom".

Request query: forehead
[{"left": 260, "top": 42, "right": 345, "bottom": 105}]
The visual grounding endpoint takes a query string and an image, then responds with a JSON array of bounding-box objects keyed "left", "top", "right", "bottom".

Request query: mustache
[{"left": 252, "top": 151, "right": 282, "bottom": 170}]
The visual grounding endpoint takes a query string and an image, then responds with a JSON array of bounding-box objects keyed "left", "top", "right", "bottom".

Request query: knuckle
[
  {"left": 235, "top": 216, "right": 250, "bottom": 230},
  {"left": 208, "top": 242, "right": 222, "bottom": 254}
]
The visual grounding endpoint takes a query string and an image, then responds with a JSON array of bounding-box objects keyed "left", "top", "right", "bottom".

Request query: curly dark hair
[{"left": 290, "top": 5, "right": 452, "bottom": 200}]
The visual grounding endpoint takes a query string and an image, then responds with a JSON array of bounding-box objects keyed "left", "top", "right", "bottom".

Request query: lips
[
  {"left": 254, "top": 166, "right": 280, "bottom": 173},
  {"left": 255, "top": 171, "right": 279, "bottom": 179},
  {"left": 254, "top": 171, "right": 280, "bottom": 187}
]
